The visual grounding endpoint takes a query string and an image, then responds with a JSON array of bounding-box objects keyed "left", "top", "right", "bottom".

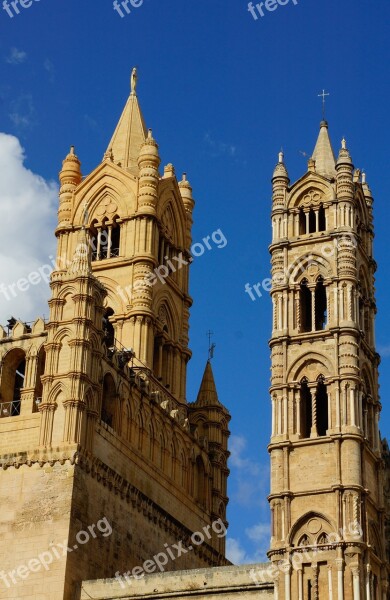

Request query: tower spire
[
  {"left": 106, "top": 67, "right": 147, "bottom": 174},
  {"left": 311, "top": 120, "right": 336, "bottom": 178},
  {"left": 194, "top": 360, "right": 221, "bottom": 407}
]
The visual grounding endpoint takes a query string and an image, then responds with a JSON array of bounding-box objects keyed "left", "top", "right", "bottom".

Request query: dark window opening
[
  {"left": 300, "top": 378, "right": 312, "bottom": 439},
  {"left": 315, "top": 277, "right": 327, "bottom": 330},
  {"left": 299, "top": 208, "right": 306, "bottom": 235},
  {"left": 309, "top": 208, "right": 316, "bottom": 233},
  {"left": 316, "top": 377, "right": 328, "bottom": 436},
  {"left": 33, "top": 348, "right": 46, "bottom": 413},
  {"left": 300, "top": 279, "right": 312, "bottom": 332},
  {"left": 101, "top": 374, "right": 116, "bottom": 429},
  {"left": 308, "top": 579, "right": 312, "bottom": 600},
  {"left": 318, "top": 205, "right": 326, "bottom": 231},
  {"left": 110, "top": 225, "right": 120, "bottom": 258},
  {"left": 11, "top": 358, "right": 25, "bottom": 416},
  {"left": 103, "top": 308, "right": 115, "bottom": 347}
]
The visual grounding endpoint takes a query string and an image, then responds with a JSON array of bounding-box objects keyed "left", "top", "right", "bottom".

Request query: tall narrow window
[
  {"left": 300, "top": 378, "right": 312, "bottom": 438},
  {"left": 103, "top": 308, "right": 115, "bottom": 347},
  {"left": 300, "top": 279, "right": 312, "bottom": 332},
  {"left": 315, "top": 276, "right": 327, "bottom": 330},
  {"left": 110, "top": 221, "right": 120, "bottom": 257},
  {"left": 316, "top": 376, "right": 328, "bottom": 436},
  {"left": 318, "top": 204, "right": 326, "bottom": 231},
  {"left": 101, "top": 373, "right": 116, "bottom": 429},
  {"left": 12, "top": 358, "right": 25, "bottom": 416},
  {"left": 33, "top": 347, "right": 46, "bottom": 413},
  {"left": 299, "top": 208, "right": 306, "bottom": 235},
  {"left": 309, "top": 208, "right": 316, "bottom": 233}
]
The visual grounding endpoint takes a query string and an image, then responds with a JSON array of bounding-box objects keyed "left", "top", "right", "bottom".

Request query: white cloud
[
  {"left": 226, "top": 525, "right": 269, "bottom": 565},
  {"left": 229, "top": 434, "right": 260, "bottom": 476},
  {"left": 6, "top": 47, "right": 27, "bottom": 65},
  {"left": 9, "top": 94, "right": 36, "bottom": 129},
  {"left": 0, "top": 133, "right": 58, "bottom": 326},
  {"left": 226, "top": 538, "right": 248, "bottom": 564},
  {"left": 204, "top": 132, "right": 237, "bottom": 158},
  {"left": 229, "top": 435, "right": 269, "bottom": 507}
]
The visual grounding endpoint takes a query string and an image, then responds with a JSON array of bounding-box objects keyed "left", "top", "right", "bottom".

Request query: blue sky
[{"left": 0, "top": 0, "right": 390, "bottom": 564}]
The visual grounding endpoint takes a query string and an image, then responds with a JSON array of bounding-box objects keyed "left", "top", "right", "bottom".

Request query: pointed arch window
[
  {"left": 101, "top": 373, "right": 117, "bottom": 429},
  {"left": 91, "top": 218, "right": 121, "bottom": 261},
  {"left": 318, "top": 204, "right": 326, "bottom": 231},
  {"left": 0, "top": 349, "right": 26, "bottom": 417},
  {"left": 103, "top": 308, "right": 115, "bottom": 348},
  {"left": 308, "top": 208, "right": 316, "bottom": 233},
  {"left": 316, "top": 375, "right": 329, "bottom": 436},
  {"left": 315, "top": 276, "right": 327, "bottom": 330},
  {"left": 300, "top": 279, "right": 312, "bottom": 332},
  {"left": 299, "top": 208, "right": 306, "bottom": 235},
  {"left": 33, "top": 346, "right": 46, "bottom": 413}
]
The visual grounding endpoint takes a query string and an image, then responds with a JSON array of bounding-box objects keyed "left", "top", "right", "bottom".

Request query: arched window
[
  {"left": 316, "top": 376, "right": 328, "bottom": 436},
  {"left": 318, "top": 204, "right": 326, "bottom": 231},
  {"left": 300, "top": 378, "right": 312, "bottom": 438},
  {"left": 110, "top": 221, "right": 120, "bottom": 258},
  {"left": 315, "top": 276, "right": 327, "bottom": 330},
  {"left": 101, "top": 373, "right": 116, "bottom": 429},
  {"left": 103, "top": 308, "right": 115, "bottom": 347},
  {"left": 195, "top": 456, "right": 206, "bottom": 506},
  {"left": 33, "top": 347, "right": 46, "bottom": 413},
  {"left": 0, "top": 349, "right": 26, "bottom": 417},
  {"left": 299, "top": 208, "right": 306, "bottom": 235},
  {"left": 308, "top": 208, "right": 316, "bottom": 233},
  {"left": 300, "top": 279, "right": 312, "bottom": 332},
  {"left": 90, "top": 219, "right": 121, "bottom": 261}
]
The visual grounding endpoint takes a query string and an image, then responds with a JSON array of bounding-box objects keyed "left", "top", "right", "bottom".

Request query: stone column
[
  {"left": 311, "top": 288, "right": 316, "bottom": 331},
  {"left": 284, "top": 566, "right": 291, "bottom": 600},
  {"left": 328, "top": 565, "right": 333, "bottom": 600},
  {"left": 351, "top": 565, "right": 361, "bottom": 600},
  {"left": 336, "top": 559, "right": 344, "bottom": 600},
  {"left": 336, "top": 386, "right": 341, "bottom": 429},
  {"left": 298, "top": 568, "right": 303, "bottom": 600},
  {"left": 312, "top": 563, "right": 319, "bottom": 600},
  {"left": 272, "top": 396, "right": 276, "bottom": 436},
  {"left": 311, "top": 389, "right": 318, "bottom": 437},
  {"left": 365, "top": 565, "right": 371, "bottom": 600},
  {"left": 350, "top": 387, "right": 356, "bottom": 427}
]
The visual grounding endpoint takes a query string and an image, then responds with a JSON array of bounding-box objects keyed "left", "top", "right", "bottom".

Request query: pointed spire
[
  {"left": 312, "top": 121, "right": 336, "bottom": 178},
  {"left": 106, "top": 68, "right": 147, "bottom": 175},
  {"left": 68, "top": 229, "right": 91, "bottom": 276},
  {"left": 194, "top": 360, "right": 221, "bottom": 407}
]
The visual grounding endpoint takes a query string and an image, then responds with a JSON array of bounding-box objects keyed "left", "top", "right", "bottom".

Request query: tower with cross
[{"left": 268, "top": 115, "right": 388, "bottom": 599}]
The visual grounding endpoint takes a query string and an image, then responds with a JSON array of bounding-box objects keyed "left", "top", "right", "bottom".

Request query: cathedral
[{"left": 0, "top": 72, "right": 389, "bottom": 600}]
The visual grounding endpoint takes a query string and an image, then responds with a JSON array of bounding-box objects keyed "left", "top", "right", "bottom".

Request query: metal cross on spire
[
  {"left": 318, "top": 89, "right": 330, "bottom": 120},
  {"left": 207, "top": 330, "right": 216, "bottom": 361}
]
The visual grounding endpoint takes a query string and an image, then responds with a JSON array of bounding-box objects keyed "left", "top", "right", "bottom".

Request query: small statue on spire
[{"left": 131, "top": 67, "right": 138, "bottom": 95}]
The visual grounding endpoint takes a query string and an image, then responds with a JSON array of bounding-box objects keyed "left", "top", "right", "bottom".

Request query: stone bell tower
[{"left": 268, "top": 121, "right": 388, "bottom": 599}]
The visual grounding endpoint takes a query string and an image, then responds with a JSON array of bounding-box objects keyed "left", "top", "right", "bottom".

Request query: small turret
[
  {"left": 137, "top": 129, "right": 160, "bottom": 216},
  {"left": 272, "top": 151, "right": 289, "bottom": 211},
  {"left": 58, "top": 146, "right": 82, "bottom": 228},
  {"left": 336, "top": 137, "right": 354, "bottom": 201},
  {"left": 179, "top": 173, "right": 195, "bottom": 250}
]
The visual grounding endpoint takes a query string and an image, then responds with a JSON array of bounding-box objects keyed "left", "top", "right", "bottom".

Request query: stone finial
[{"left": 131, "top": 67, "right": 138, "bottom": 95}]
